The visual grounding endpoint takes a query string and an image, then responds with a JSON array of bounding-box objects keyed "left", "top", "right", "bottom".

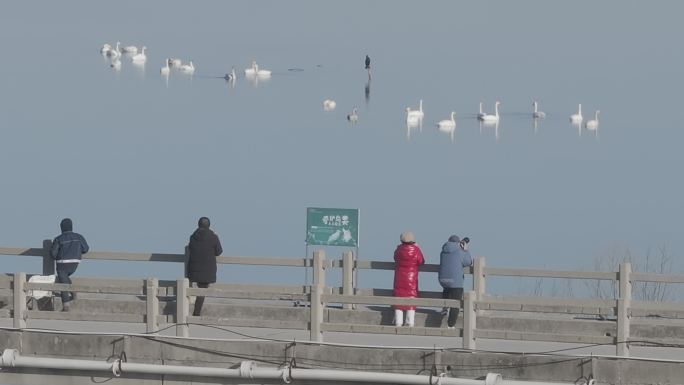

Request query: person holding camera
[{"left": 438, "top": 235, "right": 473, "bottom": 328}]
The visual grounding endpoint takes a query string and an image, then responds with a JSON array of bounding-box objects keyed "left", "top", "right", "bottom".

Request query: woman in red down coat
[{"left": 393, "top": 231, "right": 425, "bottom": 327}]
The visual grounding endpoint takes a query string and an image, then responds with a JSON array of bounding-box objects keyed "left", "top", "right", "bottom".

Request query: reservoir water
[{"left": 1, "top": 1, "right": 683, "bottom": 294}]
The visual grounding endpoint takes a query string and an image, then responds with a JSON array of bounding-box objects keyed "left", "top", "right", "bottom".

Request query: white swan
[
  {"left": 323, "top": 99, "right": 336, "bottom": 111},
  {"left": 121, "top": 45, "right": 138, "bottom": 54},
  {"left": 244, "top": 60, "right": 258, "bottom": 76},
  {"left": 533, "top": 101, "right": 546, "bottom": 119},
  {"left": 254, "top": 62, "right": 271, "bottom": 77},
  {"left": 224, "top": 67, "right": 236, "bottom": 81},
  {"left": 585, "top": 110, "right": 600, "bottom": 130},
  {"left": 347, "top": 107, "right": 359, "bottom": 123},
  {"left": 245, "top": 61, "right": 271, "bottom": 77},
  {"left": 110, "top": 58, "right": 122, "bottom": 71},
  {"left": 437, "top": 112, "right": 456, "bottom": 130},
  {"left": 168, "top": 58, "right": 182, "bottom": 68},
  {"left": 160, "top": 59, "right": 170, "bottom": 75},
  {"left": 406, "top": 99, "right": 424, "bottom": 120},
  {"left": 570, "top": 104, "right": 583, "bottom": 124},
  {"left": 179, "top": 60, "right": 195, "bottom": 74},
  {"left": 106, "top": 42, "right": 121, "bottom": 59},
  {"left": 477, "top": 101, "right": 485, "bottom": 120},
  {"left": 100, "top": 43, "right": 111, "bottom": 55},
  {"left": 131, "top": 46, "right": 147, "bottom": 63},
  {"left": 481, "top": 101, "right": 500, "bottom": 123}
]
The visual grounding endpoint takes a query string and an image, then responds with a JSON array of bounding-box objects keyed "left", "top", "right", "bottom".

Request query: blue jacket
[
  {"left": 438, "top": 240, "right": 472, "bottom": 289},
  {"left": 50, "top": 231, "right": 89, "bottom": 262}
]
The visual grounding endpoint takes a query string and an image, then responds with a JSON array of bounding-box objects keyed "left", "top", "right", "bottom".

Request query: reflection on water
[
  {"left": 364, "top": 74, "right": 371, "bottom": 105},
  {"left": 437, "top": 124, "right": 455, "bottom": 143},
  {"left": 406, "top": 117, "right": 422, "bottom": 141}
]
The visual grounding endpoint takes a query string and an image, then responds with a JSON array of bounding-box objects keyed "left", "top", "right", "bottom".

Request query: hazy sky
[{"left": 1, "top": 1, "right": 683, "bottom": 294}]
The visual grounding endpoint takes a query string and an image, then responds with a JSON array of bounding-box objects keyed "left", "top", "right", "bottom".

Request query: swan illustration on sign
[{"left": 306, "top": 208, "right": 359, "bottom": 247}]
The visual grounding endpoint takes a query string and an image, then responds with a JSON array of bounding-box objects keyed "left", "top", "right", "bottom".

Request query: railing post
[
  {"left": 617, "top": 262, "right": 632, "bottom": 356},
  {"left": 176, "top": 278, "right": 189, "bottom": 337},
  {"left": 342, "top": 251, "right": 353, "bottom": 310},
  {"left": 473, "top": 257, "right": 485, "bottom": 299},
  {"left": 42, "top": 239, "right": 54, "bottom": 276},
  {"left": 13, "top": 272, "right": 27, "bottom": 329},
  {"left": 184, "top": 246, "right": 189, "bottom": 280},
  {"left": 310, "top": 250, "right": 325, "bottom": 342},
  {"left": 462, "top": 291, "right": 476, "bottom": 350},
  {"left": 146, "top": 278, "right": 159, "bottom": 333}
]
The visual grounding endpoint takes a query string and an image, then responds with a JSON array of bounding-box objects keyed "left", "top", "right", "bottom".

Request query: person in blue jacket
[
  {"left": 50, "top": 218, "right": 89, "bottom": 311},
  {"left": 438, "top": 235, "right": 472, "bottom": 328}
]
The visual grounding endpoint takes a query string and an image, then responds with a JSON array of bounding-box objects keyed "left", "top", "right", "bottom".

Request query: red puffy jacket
[{"left": 393, "top": 243, "right": 425, "bottom": 310}]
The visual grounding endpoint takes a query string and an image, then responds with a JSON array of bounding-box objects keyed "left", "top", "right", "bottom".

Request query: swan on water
[
  {"left": 477, "top": 101, "right": 485, "bottom": 120},
  {"left": 585, "top": 110, "right": 600, "bottom": 130},
  {"left": 131, "top": 46, "right": 147, "bottom": 63},
  {"left": 245, "top": 61, "right": 271, "bottom": 77},
  {"left": 437, "top": 112, "right": 456, "bottom": 129},
  {"left": 160, "top": 59, "right": 170, "bottom": 75},
  {"left": 224, "top": 67, "right": 236, "bottom": 81},
  {"left": 533, "top": 101, "right": 546, "bottom": 119},
  {"left": 570, "top": 104, "right": 583, "bottom": 124},
  {"left": 323, "top": 99, "right": 336, "bottom": 111},
  {"left": 106, "top": 42, "right": 121, "bottom": 59},
  {"left": 100, "top": 43, "right": 111, "bottom": 55},
  {"left": 245, "top": 61, "right": 258, "bottom": 76},
  {"left": 179, "top": 61, "right": 195, "bottom": 74},
  {"left": 110, "top": 58, "right": 122, "bottom": 71},
  {"left": 406, "top": 99, "right": 424, "bottom": 120},
  {"left": 121, "top": 45, "right": 138, "bottom": 54},
  {"left": 168, "top": 58, "right": 182, "bottom": 68},
  {"left": 481, "top": 101, "right": 500, "bottom": 123},
  {"left": 255, "top": 63, "right": 271, "bottom": 77},
  {"left": 347, "top": 107, "right": 359, "bottom": 123}
]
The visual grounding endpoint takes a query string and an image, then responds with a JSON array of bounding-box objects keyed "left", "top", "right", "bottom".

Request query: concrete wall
[{"left": 1, "top": 329, "right": 684, "bottom": 385}]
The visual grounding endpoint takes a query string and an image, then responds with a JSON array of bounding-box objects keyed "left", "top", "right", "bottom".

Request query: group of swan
[
  {"left": 101, "top": 42, "right": 149, "bottom": 71},
  {"left": 160, "top": 58, "right": 194, "bottom": 75},
  {"left": 321, "top": 98, "right": 359, "bottom": 124},
  {"left": 478, "top": 101, "right": 501, "bottom": 123},
  {"left": 569, "top": 104, "right": 600, "bottom": 130},
  {"left": 244, "top": 60, "right": 271, "bottom": 78},
  {"left": 403, "top": 99, "right": 599, "bottom": 140}
]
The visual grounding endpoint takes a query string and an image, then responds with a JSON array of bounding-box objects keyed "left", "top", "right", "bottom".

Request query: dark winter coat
[
  {"left": 50, "top": 231, "right": 89, "bottom": 262},
  {"left": 186, "top": 228, "right": 223, "bottom": 284},
  {"left": 393, "top": 242, "right": 425, "bottom": 310}
]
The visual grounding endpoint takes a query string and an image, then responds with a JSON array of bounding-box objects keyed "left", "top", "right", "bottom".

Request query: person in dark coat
[
  {"left": 438, "top": 235, "right": 473, "bottom": 328},
  {"left": 393, "top": 231, "right": 424, "bottom": 327},
  {"left": 186, "top": 217, "right": 223, "bottom": 316},
  {"left": 50, "top": 218, "right": 89, "bottom": 311}
]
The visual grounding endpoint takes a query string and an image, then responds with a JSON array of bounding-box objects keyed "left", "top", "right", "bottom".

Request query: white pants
[{"left": 394, "top": 309, "right": 416, "bottom": 327}]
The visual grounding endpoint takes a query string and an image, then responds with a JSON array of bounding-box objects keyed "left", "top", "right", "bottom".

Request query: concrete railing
[{"left": 3, "top": 244, "right": 684, "bottom": 357}]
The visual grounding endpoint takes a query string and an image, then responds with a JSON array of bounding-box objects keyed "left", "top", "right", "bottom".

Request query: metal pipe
[{"left": 1, "top": 349, "right": 572, "bottom": 385}]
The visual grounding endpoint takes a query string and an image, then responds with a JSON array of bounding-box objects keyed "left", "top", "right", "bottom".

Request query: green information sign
[{"left": 306, "top": 207, "right": 359, "bottom": 247}]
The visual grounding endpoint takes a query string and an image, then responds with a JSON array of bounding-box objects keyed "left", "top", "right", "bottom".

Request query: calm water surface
[{"left": 1, "top": 1, "right": 683, "bottom": 294}]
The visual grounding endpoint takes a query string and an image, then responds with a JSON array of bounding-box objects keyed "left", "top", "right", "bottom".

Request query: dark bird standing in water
[{"left": 365, "top": 55, "right": 371, "bottom": 70}]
